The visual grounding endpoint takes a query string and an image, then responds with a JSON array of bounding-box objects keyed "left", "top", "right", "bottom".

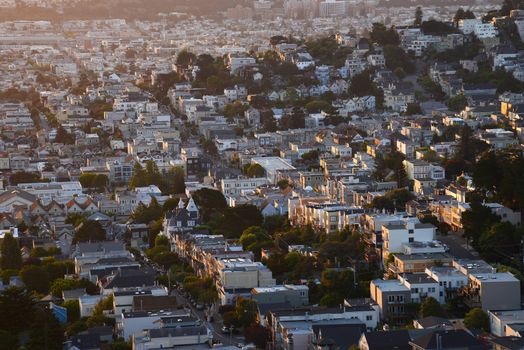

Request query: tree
[
  {"left": 131, "top": 197, "right": 163, "bottom": 224},
  {"left": 243, "top": 163, "right": 265, "bottom": 178},
  {"left": 0, "top": 287, "right": 35, "bottom": 334},
  {"left": 87, "top": 295, "right": 114, "bottom": 327},
  {"left": 129, "top": 162, "right": 146, "bottom": 189},
  {"left": 192, "top": 188, "right": 227, "bottom": 223},
  {"left": 447, "top": 94, "right": 468, "bottom": 112},
  {"left": 9, "top": 171, "right": 43, "bottom": 185},
  {"left": 50, "top": 278, "right": 97, "bottom": 297},
  {"left": 384, "top": 45, "right": 414, "bottom": 73},
  {"left": 54, "top": 126, "right": 75, "bottom": 144},
  {"left": 244, "top": 324, "right": 269, "bottom": 349},
  {"left": 370, "top": 23, "right": 399, "bottom": 46},
  {"left": 155, "top": 235, "right": 170, "bottom": 247},
  {"left": 211, "top": 205, "right": 264, "bottom": 238},
  {"left": 1, "top": 233, "right": 22, "bottom": 270},
  {"left": 414, "top": 6, "right": 423, "bottom": 27},
  {"left": 111, "top": 340, "right": 133, "bottom": 350},
  {"left": 73, "top": 220, "right": 106, "bottom": 243},
  {"left": 454, "top": 8, "right": 475, "bottom": 26},
  {"left": 405, "top": 103, "right": 422, "bottom": 115},
  {"left": 280, "top": 107, "right": 305, "bottom": 129},
  {"left": 27, "top": 307, "right": 64, "bottom": 350},
  {"left": 461, "top": 198, "right": 500, "bottom": 246},
  {"left": 236, "top": 298, "right": 258, "bottom": 328},
  {"left": 463, "top": 308, "right": 489, "bottom": 331},
  {"left": 305, "top": 100, "right": 333, "bottom": 114},
  {"left": 0, "top": 330, "right": 18, "bottom": 350},
  {"left": 277, "top": 179, "right": 290, "bottom": 190},
  {"left": 20, "top": 265, "right": 50, "bottom": 295},
  {"left": 176, "top": 49, "right": 196, "bottom": 68},
  {"left": 223, "top": 310, "right": 240, "bottom": 329},
  {"left": 62, "top": 299, "right": 80, "bottom": 323},
  {"left": 478, "top": 222, "right": 522, "bottom": 263},
  {"left": 239, "top": 226, "right": 272, "bottom": 258},
  {"left": 419, "top": 297, "right": 444, "bottom": 318},
  {"left": 162, "top": 166, "right": 185, "bottom": 194},
  {"left": 367, "top": 196, "right": 394, "bottom": 212}
]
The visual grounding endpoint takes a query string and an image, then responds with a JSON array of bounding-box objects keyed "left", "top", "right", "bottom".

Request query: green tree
[
  {"left": 129, "top": 162, "right": 146, "bottom": 189},
  {"left": 73, "top": 220, "right": 106, "bottom": 243},
  {"left": 239, "top": 226, "right": 272, "bottom": 258},
  {"left": 20, "top": 265, "right": 50, "bottom": 295},
  {"left": 1, "top": 233, "right": 22, "bottom": 270},
  {"left": 211, "top": 205, "right": 264, "bottom": 238},
  {"left": 162, "top": 166, "right": 185, "bottom": 194},
  {"left": 243, "top": 163, "right": 265, "bottom": 178},
  {"left": 155, "top": 235, "right": 170, "bottom": 247},
  {"left": 463, "top": 308, "right": 489, "bottom": 331},
  {"left": 419, "top": 297, "right": 444, "bottom": 318},
  {"left": 0, "top": 287, "right": 35, "bottom": 334},
  {"left": 461, "top": 197, "right": 500, "bottom": 246},
  {"left": 446, "top": 94, "right": 468, "bottom": 112},
  {"left": 236, "top": 298, "right": 258, "bottom": 328},
  {"left": 62, "top": 299, "right": 80, "bottom": 323},
  {"left": 192, "top": 188, "right": 227, "bottom": 223},
  {"left": 370, "top": 23, "right": 399, "bottom": 45},
  {"left": 0, "top": 329, "right": 18, "bottom": 350},
  {"left": 414, "top": 6, "right": 423, "bottom": 27},
  {"left": 384, "top": 45, "right": 414, "bottom": 73},
  {"left": 176, "top": 49, "right": 196, "bottom": 68},
  {"left": 27, "top": 307, "right": 64, "bottom": 350}
]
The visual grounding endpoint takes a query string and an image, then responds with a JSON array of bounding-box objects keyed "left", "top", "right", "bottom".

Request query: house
[
  {"left": 489, "top": 309, "right": 524, "bottom": 337},
  {"left": 369, "top": 279, "right": 411, "bottom": 324},
  {"left": 413, "top": 316, "right": 454, "bottom": 330},
  {"left": 398, "top": 273, "right": 443, "bottom": 304},
  {"left": 382, "top": 219, "right": 436, "bottom": 262},
  {"left": 245, "top": 107, "right": 261, "bottom": 127},
  {"left": 132, "top": 324, "right": 212, "bottom": 349},
  {"left": 121, "top": 309, "right": 192, "bottom": 340},
  {"left": 220, "top": 177, "right": 268, "bottom": 196},
  {"left": 66, "top": 198, "right": 99, "bottom": 214},
  {"left": 0, "top": 189, "right": 37, "bottom": 212},
  {"left": 251, "top": 284, "right": 309, "bottom": 307},
  {"left": 163, "top": 197, "right": 200, "bottom": 238},
  {"left": 358, "top": 330, "right": 412, "bottom": 350},
  {"left": 455, "top": 259, "right": 521, "bottom": 311},
  {"left": 409, "top": 329, "right": 485, "bottom": 350},
  {"left": 384, "top": 87, "right": 415, "bottom": 112}
]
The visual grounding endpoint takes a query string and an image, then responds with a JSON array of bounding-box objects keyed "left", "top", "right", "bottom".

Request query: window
[
  {"left": 388, "top": 295, "right": 395, "bottom": 302},
  {"left": 408, "top": 229, "right": 414, "bottom": 234},
  {"left": 409, "top": 237, "right": 414, "bottom": 243},
  {"left": 366, "top": 315, "right": 372, "bottom": 321}
]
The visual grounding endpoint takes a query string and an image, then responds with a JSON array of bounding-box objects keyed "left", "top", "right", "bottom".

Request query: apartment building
[{"left": 220, "top": 176, "right": 268, "bottom": 196}]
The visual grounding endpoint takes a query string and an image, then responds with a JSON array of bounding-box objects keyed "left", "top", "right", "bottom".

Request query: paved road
[
  {"left": 170, "top": 287, "right": 244, "bottom": 347},
  {"left": 438, "top": 233, "right": 479, "bottom": 260}
]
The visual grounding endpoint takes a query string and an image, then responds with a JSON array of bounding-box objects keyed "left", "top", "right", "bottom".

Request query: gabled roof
[
  {"left": 103, "top": 269, "right": 155, "bottom": 289},
  {"left": 361, "top": 330, "right": 412, "bottom": 350},
  {"left": 312, "top": 323, "right": 366, "bottom": 350},
  {"left": 415, "top": 316, "right": 453, "bottom": 329},
  {"left": 0, "top": 189, "right": 37, "bottom": 204},
  {"left": 410, "top": 330, "right": 484, "bottom": 350}
]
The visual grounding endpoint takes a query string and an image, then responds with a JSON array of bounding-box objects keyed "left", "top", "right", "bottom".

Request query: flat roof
[
  {"left": 251, "top": 156, "right": 296, "bottom": 172},
  {"left": 371, "top": 279, "right": 409, "bottom": 292}
]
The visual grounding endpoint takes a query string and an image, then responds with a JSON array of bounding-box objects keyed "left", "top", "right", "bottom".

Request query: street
[
  {"left": 170, "top": 285, "right": 245, "bottom": 347},
  {"left": 141, "top": 256, "right": 244, "bottom": 347}
]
